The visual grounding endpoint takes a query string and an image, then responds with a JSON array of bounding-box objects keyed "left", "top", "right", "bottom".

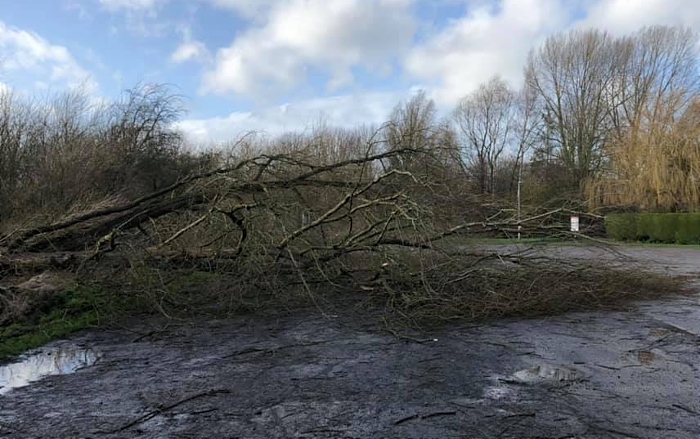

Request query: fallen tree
[
  {"left": 0, "top": 142, "right": 596, "bottom": 256},
  {"left": 0, "top": 125, "right": 683, "bottom": 335}
]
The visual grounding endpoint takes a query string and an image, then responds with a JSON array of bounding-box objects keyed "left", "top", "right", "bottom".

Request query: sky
[{"left": 1, "top": 0, "right": 700, "bottom": 145}]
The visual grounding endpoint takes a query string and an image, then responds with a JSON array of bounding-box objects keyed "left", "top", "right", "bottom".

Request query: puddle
[
  {"left": 512, "top": 364, "right": 585, "bottom": 384},
  {"left": 0, "top": 345, "right": 99, "bottom": 395}
]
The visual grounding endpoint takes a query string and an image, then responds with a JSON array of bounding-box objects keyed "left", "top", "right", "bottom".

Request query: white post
[{"left": 517, "top": 154, "right": 523, "bottom": 241}]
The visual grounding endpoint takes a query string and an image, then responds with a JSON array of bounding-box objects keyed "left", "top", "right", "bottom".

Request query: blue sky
[{"left": 1, "top": 0, "right": 698, "bottom": 145}]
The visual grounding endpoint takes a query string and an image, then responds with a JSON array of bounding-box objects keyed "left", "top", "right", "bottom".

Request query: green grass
[
  {"left": 0, "top": 285, "right": 112, "bottom": 362},
  {"left": 0, "top": 269, "right": 219, "bottom": 362},
  {"left": 0, "top": 268, "right": 252, "bottom": 363}
]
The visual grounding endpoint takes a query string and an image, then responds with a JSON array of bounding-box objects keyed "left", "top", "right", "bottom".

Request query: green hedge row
[{"left": 605, "top": 213, "right": 700, "bottom": 244}]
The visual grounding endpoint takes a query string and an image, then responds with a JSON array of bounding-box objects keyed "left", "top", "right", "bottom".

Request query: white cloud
[
  {"left": 171, "top": 24, "right": 211, "bottom": 64},
  {"left": 171, "top": 40, "right": 210, "bottom": 64},
  {"left": 64, "top": 0, "right": 93, "bottom": 20},
  {"left": 200, "top": 0, "right": 416, "bottom": 102},
  {"left": 577, "top": 0, "right": 700, "bottom": 35},
  {"left": 58, "top": 0, "right": 700, "bottom": 148},
  {"left": 179, "top": 0, "right": 700, "bottom": 147},
  {"left": 404, "top": 0, "right": 573, "bottom": 106},
  {"left": 176, "top": 90, "right": 407, "bottom": 144},
  {"left": 0, "top": 22, "right": 98, "bottom": 92},
  {"left": 404, "top": 0, "right": 700, "bottom": 107}
]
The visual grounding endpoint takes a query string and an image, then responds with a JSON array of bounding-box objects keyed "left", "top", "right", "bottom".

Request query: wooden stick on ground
[{"left": 96, "top": 388, "right": 230, "bottom": 434}]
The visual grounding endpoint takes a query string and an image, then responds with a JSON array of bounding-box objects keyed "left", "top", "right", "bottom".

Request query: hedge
[{"left": 605, "top": 213, "right": 700, "bottom": 244}]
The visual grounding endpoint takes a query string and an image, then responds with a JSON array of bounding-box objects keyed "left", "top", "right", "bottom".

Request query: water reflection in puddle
[
  {"left": 0, "top": 346, "right": 98, "bottom": 395},
  {"left": 512, "top": 364, "right": 584, "bottom": 383}
]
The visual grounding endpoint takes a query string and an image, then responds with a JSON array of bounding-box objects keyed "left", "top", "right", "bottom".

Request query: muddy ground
[{"left": 1, "top": 245, "right": 699, "bottom": 439}]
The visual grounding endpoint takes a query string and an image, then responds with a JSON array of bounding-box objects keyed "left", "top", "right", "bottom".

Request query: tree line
[
  {"left": 453, "top": 25, "right": 700, "bottom": 212},
  {"left": 0, "top": 24, "right": 698, "bottom": 230}
]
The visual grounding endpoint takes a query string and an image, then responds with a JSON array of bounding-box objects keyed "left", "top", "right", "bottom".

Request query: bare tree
[
  {"left": 102, "top": 83, "right": 186, "bottom": 194},
  {"left": 29, "top": 84, "right": 107, "bottom": 209},
  {"left": 525, "top": 29, "right": 617, "bottom": 188},
  {"left": 454, "top": 76, "right": 517, "bottom": 195},
  {"left": 384, "top": 90, "right": 437, "bottom": 173},
  {"left": 509, "top": 84, "right": 541, "bottom": 192},
  {"left": 610, "top": 25, "right": 700, "bottom": 138},
  {"left": 0, "top": 89, "right": 34, "bottom": 218}
]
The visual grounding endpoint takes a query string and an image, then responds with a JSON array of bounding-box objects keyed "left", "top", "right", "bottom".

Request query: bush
[
  {"left": 650, "top": 214, "right": 679, "bottom": 243},
  {"left": 675, "top": 214, "right": 700, "bottom": 244},
  {"left": 0, "top": 83, "right": 188, "bottom": 225},
  {"left": 604, "top": 213, "right": 638, "bottom": 241},
  {"left": 605, "top": 213, "right": 700, "bottom": 244}
]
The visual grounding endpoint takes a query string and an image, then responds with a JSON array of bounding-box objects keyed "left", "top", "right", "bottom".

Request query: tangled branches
[{"left": 0, "top": 127, "right": 681, "bottom": 329}]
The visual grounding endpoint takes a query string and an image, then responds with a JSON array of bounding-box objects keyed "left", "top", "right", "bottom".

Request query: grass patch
[
  {"left": 438, "top": 235, "right": 590, "bottom": 247},
  {"left": 121, "top": 265, "right": 271, "bottom": 319},
  {"left": 0, "top": 284, "right": 122, "bottom": 362}
]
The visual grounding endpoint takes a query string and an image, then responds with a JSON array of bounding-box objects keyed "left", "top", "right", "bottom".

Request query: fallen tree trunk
[
  {"left": 9, "top": 193, "right": 210, "bottom": 253},
  {"left": 0, "top": 251, "right": 86, "bottom": 273}
]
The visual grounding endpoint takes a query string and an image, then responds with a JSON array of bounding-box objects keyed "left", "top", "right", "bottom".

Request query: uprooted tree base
[{"left": 0, "top": 142, "right": 687, "bottom": 336}]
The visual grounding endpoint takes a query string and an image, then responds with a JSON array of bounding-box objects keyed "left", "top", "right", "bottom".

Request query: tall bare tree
[
  {"left": 384, "top": 90, "right": 439, "bottom": 174},
  {"left": 525, "top": 29, "right": 618, "bottom": 188},
  {"left": 454, "top": 76, "right": 517, "bottom": 194},
  {"left": 610, "top": 25, "right": 700, "bottom": 138},
  {"left": 509, "top": 84, "right": 541, "bottom": 192}
]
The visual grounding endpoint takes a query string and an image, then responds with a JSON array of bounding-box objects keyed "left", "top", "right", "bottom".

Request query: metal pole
[{"left": 517, "top": 153, "right": 522, "bottom": 241}]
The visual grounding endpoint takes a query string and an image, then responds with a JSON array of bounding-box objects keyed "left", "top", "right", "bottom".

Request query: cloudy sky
[{"left": 1, "top": 0, "right": 699, "bottom": 144}]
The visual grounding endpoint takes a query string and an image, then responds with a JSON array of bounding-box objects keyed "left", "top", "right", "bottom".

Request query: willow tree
[
  {"left": 587, "top": 107, "right": 700, "bottom": 211},
  {"left": 585, "top": 26, "right": 700, "bottom": 211}
]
